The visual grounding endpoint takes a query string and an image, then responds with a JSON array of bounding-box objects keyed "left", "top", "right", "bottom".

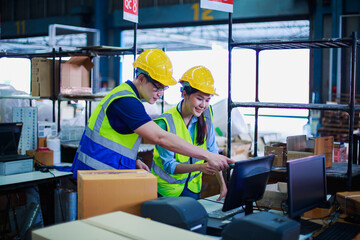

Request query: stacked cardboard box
[
  {"left": 264, "top": 143, "right": 287, "bottom": 167},
  {"left": 336, "top": 191, "right": 360, "bottom": 216},
  {"left": 77, "top": 170, "right": 157, "bottom": 219},
  {"left": 31, "top": 57, "right": 93, "bottom": 97},
  {"left": 256, "top": 182, "right": 287, "bottom": 210},
  {"left": 32, "top": 211, "right": 214, "bottom": 240}
]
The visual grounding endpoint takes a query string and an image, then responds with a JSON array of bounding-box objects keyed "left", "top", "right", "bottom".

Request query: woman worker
[
  {"left": 151, "top": 66, "right": 227, "bottom": 200},
  {"left": 71, "top": 50, "right": 233, "bottom": 179}
]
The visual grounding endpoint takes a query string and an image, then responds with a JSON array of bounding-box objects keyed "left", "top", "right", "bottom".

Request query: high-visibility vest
[
  {"left": 151, "top": 104, "right": 213, "bottom": 196},
  {"left": 76, "top": 83, "right": 142, "bottom": 170}
]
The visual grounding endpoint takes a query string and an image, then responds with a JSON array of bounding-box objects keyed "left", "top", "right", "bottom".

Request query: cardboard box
[
  {"left": 31, "top": 58, "right": 59, "bottom": 97},
  {"left": 77, "top": 170, "right": 157, "bottom": 219},
  {"left": 303, "top": 205, "right": 336, "bottom": 219},
  {"left": 32, "top": 211, "right": 214, "bottom": 240},
  {"left": 264, "top": 143, "right": 287, "bottom": 167},
  {"left": 27, "top": 149, "right": 54, "bottom": 166},
  {"left": 31, "top": 57, "right": 93, "bottom": 97},
  {"left": 60, "top": 57, "right": 93, "bottom": 95},
  {"left": 314, "top": 136, "right": 334, "bottom": 168},
  {"left": 287, "top": 151, "right": 313, "bottom": 161},
  {"left": 286, "top": 135, "right": 333, "bottom": 168},
  {"left": 223, "top": 140, "right": 252, "bottom": 161},
  {"left": 336, "top": 191, "right": 360, "bottom": 216},
  {"left": 256, "top": 182, "right": 287, "bottom": 210}
]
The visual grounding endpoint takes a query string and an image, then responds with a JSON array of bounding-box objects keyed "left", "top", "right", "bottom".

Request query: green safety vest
[
  {"left": 81, "top": 83, "right": 143, "bottom": 164},
  {"left": 151, "top": 105, "right": 213, "bottom": 196}
]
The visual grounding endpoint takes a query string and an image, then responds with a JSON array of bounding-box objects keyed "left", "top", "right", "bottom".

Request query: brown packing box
[
  {"left": 31, "top": 57, "right": 93, "bottom": 97},
  {"left": 286, "top": 135, "right": 333, "bottom": 168},
  {"left": 224, "top": 140, "right": 252, "bottom": 161},
  {"left": 31, "top": 58, "right": 59, "bottom": 97},
  {"left": 287, "top": 151, "right": 313, "bottom": 161},
  {"left": 313, "top": 136, "right": 334, "bottom": 168},
  {"left": 303, "top": 205, "right": 336, "bottom": 219},
  {"left": 77, "top": 170, "right": 157, "bottom": 219},
  {"left": 37, "top": 137, "right": 47, "bottom": 148},
  {"left": 61, "top": 56, "right": 93, "bottom": 95},
  {"left": 256, "top": 182, "right": 287, "bottom": 210},
  {"left": 264, "top": 143, "right": 287, "bottom": 167},
  {"left": 26, "top": 149, "right": 54, "bottom": 166},
  {"left": 32, "top": 211, "right": 214, "bottom": 240},
  {"left": 336, "top": 191, "right": 360, "bottom": 216}
]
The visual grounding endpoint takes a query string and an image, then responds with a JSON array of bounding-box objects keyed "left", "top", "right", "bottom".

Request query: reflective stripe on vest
[
  {"left": 152, "top": 106, "right": 212, "bottom": 196},
  {"left": 84, "top": 88, "right": 141, "bottom": 160},
  {"left": 151, "top": 159, "right": 201, "bottom": 184},
  {"left": 77, "top": 145, "right": 116, "bottom": 170}
]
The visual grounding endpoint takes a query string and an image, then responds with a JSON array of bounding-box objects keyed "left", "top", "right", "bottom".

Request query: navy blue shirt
[{"left": 107, "top": 80, "right": 152, "bottom": 134}]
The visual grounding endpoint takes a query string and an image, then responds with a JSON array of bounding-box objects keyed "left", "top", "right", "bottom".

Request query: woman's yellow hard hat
[{"left": 180, "top": 66, "right": 218, "bottom": 95}]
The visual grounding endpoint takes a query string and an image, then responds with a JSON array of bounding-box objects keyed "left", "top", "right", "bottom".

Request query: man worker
[{"left": 71, "top": 49, "right": 233, "bottom": 178}]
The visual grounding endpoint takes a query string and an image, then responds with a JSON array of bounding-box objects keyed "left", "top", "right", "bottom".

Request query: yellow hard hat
[
  {"left": 133, "top": 49, "right": 177, "bottom": 86},
  {"left": 180, "top": 66, "right": 218, "bottom": 95}
]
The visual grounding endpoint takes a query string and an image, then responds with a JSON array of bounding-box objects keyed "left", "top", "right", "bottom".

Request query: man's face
[{"left": 143, "top": 74, "right": 167, "bottom": 104}]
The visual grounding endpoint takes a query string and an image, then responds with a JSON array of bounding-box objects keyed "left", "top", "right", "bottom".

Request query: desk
[
  {"left": 269, "top": 162, "right": 360, "bottom": 194},
  {"left": 0, "top": 168, "right": 72, "bottom": 227},
  {"left": 0, "top": 169, "right": 72, "bottom": 191}
]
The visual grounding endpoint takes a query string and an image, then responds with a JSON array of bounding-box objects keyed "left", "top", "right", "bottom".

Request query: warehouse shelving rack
[
  {"left": 226, "top": 13, "right": 358, "bottom": 190},
  {"left": 0, "top": 44, "right": 141, "bottom": 132}
]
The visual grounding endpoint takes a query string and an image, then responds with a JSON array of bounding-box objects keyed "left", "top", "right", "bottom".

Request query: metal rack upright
[{"left": 226, "top": 13, "right": 358, "bottom": 190}]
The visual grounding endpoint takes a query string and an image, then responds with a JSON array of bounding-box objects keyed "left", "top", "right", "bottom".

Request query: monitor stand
[
  {"left": 294, "top": 216, "right": 322, "bottom": 235},
  {"left": 244, "top": 201, "right": 253, "bottom": 215}
]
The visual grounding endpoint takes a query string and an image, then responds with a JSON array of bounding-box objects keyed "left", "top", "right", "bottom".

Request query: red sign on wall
[
  {"left": 201, "top": 0, "right": 233, "bottom": 13},
  {"left": 123, "top": 0, "right": 139, "bottom": 23}
]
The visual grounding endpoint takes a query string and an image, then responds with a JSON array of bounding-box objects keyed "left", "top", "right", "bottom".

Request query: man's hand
[
  {"left": 206, "top": 152, "right": 235, "bottom": 171},
  {"left": 136, "top": 159, "right": 150, "bottom": 172},
  {"left": 200, "top": 163, "right": 218, "bottom": 175}
]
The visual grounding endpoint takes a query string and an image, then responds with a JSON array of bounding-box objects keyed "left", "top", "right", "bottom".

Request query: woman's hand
[
  {"left": 217, "top": 182, "right": 228, "bottom": 201},
  {"left": 136, "top": 159, "right": 150, "bottom": 172},
  {"left": 200, "top": 163, "right": 218, "bottom": 175}
]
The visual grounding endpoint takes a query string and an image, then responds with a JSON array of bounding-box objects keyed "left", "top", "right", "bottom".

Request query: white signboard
[{"left": 201, "top": 0, "right": 233, "bottom": 13}]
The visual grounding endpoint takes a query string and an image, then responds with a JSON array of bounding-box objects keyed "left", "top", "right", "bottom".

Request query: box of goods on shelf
[
  {"left": 318, "top": 95, "right": 360, "bottom": 142},
  {"left": 265, "top": 135, "right": 334, "bottom": 168},
  {"left": 31, "top": 57, "right": 94, "bottom": 97}
]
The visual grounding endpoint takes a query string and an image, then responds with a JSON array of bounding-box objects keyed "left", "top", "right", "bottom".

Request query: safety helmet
[
  {"left": 180, "top": 66, "right": 218, "bottom": 95},
  {"left": 133, "top": 49, "right": 177, "bottom": 86}
]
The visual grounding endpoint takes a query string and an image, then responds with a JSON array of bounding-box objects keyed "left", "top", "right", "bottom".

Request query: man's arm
[{"left": 134, "top": 121, "right": 234, "bottom": 171}]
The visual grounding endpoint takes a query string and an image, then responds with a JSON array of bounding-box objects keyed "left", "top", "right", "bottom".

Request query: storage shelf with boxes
[{"left": 226, "top": 24, "right": 359, "bottom": 190}]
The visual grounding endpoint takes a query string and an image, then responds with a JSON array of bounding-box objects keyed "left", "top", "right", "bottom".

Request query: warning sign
[{"left": 123, "top": 0, "right": 139, "bottom": 23}]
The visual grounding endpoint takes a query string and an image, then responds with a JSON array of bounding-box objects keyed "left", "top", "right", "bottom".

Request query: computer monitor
[
  {"left": 222, "top": 155, "right": 274, "bottom": 215},
  {"left": 287, "top": 154, "right": 327, "bottom": 220},
  {"left": 0, "top": 122, "right": 23, "bottom": 156}
]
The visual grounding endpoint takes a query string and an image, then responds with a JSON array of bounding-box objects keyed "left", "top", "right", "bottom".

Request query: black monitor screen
[
  {"left": 222, "top": 155, "right": 274, "bottom": 215},
  {"left": 0, "top": 122, "right": 23, "bottom": 156},
  {"left": 287, "top": 155, "right": 327, "bottom": 219}
]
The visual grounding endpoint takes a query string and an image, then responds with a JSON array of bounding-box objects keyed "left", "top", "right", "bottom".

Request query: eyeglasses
[{"left": 145, "top": 75, "right": 169, "bottom": 92}]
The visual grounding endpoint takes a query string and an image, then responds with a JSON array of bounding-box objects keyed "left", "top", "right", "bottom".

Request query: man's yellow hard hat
[{"left": 133, "top": 49, "right": 177, "bottom": 86}]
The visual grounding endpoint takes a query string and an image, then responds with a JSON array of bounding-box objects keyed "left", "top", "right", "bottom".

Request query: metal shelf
[
  {"left": 230, "top": 38, "right": 354, "bottom": 51},
  {"left": 232, "top": 102, "right": 355, "bottom": 111},
  {"left": 0, "top": 47, "right": 140, "bottom": 58},
  {"left": 227, "top": 13, "right": 358, "bottom": 190}
]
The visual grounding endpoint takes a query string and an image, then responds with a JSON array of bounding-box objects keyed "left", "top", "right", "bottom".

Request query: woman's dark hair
[{"left": 182, "top": 85, "right": 208, "bottom": 145}]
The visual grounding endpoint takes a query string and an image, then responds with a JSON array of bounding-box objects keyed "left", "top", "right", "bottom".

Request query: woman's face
[{"left": 183, "top": 90, "right": 212, "bottom": 117}]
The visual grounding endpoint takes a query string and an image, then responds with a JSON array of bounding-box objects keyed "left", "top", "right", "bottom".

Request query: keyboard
[
  {"left": 313, "top": 222, "right": 360, "bottom": 240},
  {"left": 208, "top": 206, "right": 244, "bottom": 220}
]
